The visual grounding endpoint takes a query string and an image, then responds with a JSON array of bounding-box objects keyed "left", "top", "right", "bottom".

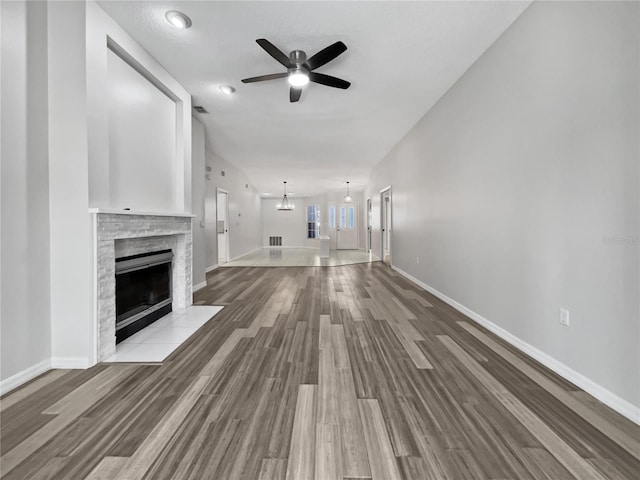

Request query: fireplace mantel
[
  {"left": 89, "top": 207, "right": 195, "bottom": 218},
  {"left": 91, "top": 211, "right": 193, "bottom": 361}
]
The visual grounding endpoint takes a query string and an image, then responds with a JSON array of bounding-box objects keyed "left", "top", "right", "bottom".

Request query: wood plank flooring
[{"left": 1, "top": 263, "right": 639, "bottom": 479}]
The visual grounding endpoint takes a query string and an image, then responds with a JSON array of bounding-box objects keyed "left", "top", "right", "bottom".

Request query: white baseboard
[
  {"left": 192, "top": 281, "right": 207, "bottom": 293},
  {"left": 205, "top": 264, "right": 219, "bottom": 273},
  {"left": 0, "top": 359, "right": 52, "bottom": 396},
  {"left": 391, "top": 265, "right": 640, "bottom": 426},
  {"left": 51, "top": 357, "right": 92, "bottom": 369}
]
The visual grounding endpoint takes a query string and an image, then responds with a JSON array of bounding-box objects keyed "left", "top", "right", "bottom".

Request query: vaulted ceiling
[{"left": 98, "top": 1, "right": 530, "bottom": 197}]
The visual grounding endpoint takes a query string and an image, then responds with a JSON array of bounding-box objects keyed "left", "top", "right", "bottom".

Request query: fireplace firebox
[{"left": 115, "top": 249, "right": 173, "bottom": 343}]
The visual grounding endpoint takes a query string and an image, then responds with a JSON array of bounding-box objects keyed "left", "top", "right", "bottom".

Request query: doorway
[
  {"left": 216, "top": 189, "right": 229, "bottom": 265},
  {"left": 380, "top": 188, "right": 391, "bottom": 265},
  {"left": 336, "top": 203, "right": 358, "bottom": 250}
]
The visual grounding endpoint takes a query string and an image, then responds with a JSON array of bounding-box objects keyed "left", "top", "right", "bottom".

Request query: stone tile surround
[{"left": 91, "top": 209, "right": 194, "bottom": 361}]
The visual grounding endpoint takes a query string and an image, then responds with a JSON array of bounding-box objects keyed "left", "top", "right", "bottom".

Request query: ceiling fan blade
[
  {"left": 305, "top": 41, "right": 347, "bottom": 70},
  {"left": 309, "top": 72, "right": 351, "bottom": 89},
  {"left": 256, "top": 39, "right": 291, "bottom": 68},
  {"left": 290, "top": 87, "right": 302, "bottom": 103},
  {"left": 241, "top": 72, "right": 288, "bottom": 84}
]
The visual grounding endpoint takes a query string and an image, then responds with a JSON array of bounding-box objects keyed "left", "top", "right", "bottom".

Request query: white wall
[
  {"left": 204, "top": 152, "right": 262, "bottom": 267},
  {"left": 107, "top": 49, "right": 177, "bottom": 212},
  {"left": 262, "top": 191, "right": 366, "bottom": 250},
  {"left": 48, "top": 0, "right": 194, "bottom": 368},
  {"left": 0, "top": 1, "right": 198, "bottom": 389},
  {"left": 0, "top": 0, "right": 52, "bottom": 388},
  {"left": 86, "top": 1, "right": 192, "bottom": 213},
  {"left": 80, "top": 1, "right": 193, "bottom": 365},
  {"left": 191, "top": 118, "right": 206, "bottom": 290},
  {"left": 262, "top": 198, "right": 306, "bottom": 247},
  {"left": 48, "top": 0, "right": 94, "bottom": 368},
  {"left": 366, "top": 1, "right": 640, "bottom": 414}
]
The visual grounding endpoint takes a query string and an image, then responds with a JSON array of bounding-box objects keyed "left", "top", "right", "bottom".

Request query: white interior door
[
  {"left": 381, "top": 189, "right": 391, "bottom": 264},
  {"left": 216, "top": 189, "right": 229, "bottom": 264},
  {"left": 336, "top": 203, "right": 358, "bottom": 250}
]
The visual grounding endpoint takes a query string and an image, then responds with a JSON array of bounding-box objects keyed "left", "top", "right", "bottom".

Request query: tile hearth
[{"left": 105, "top": 305, "right": 223, "bottom": 363}]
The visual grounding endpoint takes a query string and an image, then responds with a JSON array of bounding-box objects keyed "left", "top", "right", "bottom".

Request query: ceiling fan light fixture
[
  {"left": 241, "top": 39, "right": 350, "bottom": 102},
  {"left": 288, "top": 70, "right": 309, "bottom": 87},
  {"left": 165, "top": 10, "right": 192, "bottom": 29}
]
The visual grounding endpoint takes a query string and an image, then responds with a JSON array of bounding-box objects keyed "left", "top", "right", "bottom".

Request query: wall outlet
[{"left": 560, "top": 308, "right": 570, "bottom": 326}]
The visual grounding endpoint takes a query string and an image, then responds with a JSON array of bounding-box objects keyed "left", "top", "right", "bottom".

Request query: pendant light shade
[
  {"left": 277, "top": 181, "right": 295, "bottom": 211},
  {"left": 344, "top": 181, "right": 352, "bottom": 203}
]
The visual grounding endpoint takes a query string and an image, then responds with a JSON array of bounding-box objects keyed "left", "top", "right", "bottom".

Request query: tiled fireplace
[{"left": 91, "top": 209, "right": 194, "bottom": 361}]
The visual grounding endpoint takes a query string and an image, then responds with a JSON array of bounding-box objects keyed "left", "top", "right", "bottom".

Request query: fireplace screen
[{"left": 115, "top": 249, "right": 173, "bottom": 343}]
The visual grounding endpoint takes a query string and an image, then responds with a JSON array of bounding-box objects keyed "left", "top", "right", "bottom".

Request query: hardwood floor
[{"left": 1, "top": 263, "right": 638, "bottom": 479}]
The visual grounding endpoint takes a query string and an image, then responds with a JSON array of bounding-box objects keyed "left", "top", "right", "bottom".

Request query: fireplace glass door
[{"left": 115, "top": 249, "right": 173, "bottom": 343}]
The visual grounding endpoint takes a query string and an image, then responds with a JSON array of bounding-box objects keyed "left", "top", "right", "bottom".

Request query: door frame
[
  {"left": 366, "top": 198, "right": 372, "bottom": 253},
  {"left": 380, "top": 186, "right": 392, "bottom": 264},
  {"left": 216, "top": 188, "right": 230, "bottom": 264}
]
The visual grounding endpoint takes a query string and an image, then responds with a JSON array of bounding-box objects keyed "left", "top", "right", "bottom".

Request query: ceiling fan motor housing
[{"left": 289, "top": 50, "right": 307, "bottom": 65}]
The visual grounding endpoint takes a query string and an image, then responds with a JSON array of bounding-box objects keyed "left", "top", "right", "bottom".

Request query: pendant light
[
  {"left": 344, "top": 181, "right": 352, "bottom": 203},
  {"left": 277, "top": 181, "right": 295, "bottom": 211}
]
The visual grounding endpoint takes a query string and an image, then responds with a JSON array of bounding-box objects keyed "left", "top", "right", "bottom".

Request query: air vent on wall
[
  {"left": 269, "top": 236, "right": 282, "bottom": 246},
  {"left": 193, "top": 105, "right": 209, "bottom": 114}
]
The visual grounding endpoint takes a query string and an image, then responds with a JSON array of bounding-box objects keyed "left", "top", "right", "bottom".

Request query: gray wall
[
  {"left": 204, "top": 152, "right": 262, "bottom": 268},
  {"left": 1, "top": 0, "right": 52, "bottom": 383},
  {"left": 365, "top": 1, "right": 639, "bottom": 409}
]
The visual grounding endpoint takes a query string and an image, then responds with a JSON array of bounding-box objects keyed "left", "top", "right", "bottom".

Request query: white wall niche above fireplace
[
  {"left": 91, "top": 210, "right": 195, "bottom": 362},
  {"left": 86, "top": 2, "right": 192, "bottom": 212}
]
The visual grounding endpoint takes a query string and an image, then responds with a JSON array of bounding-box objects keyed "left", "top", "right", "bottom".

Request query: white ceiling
[{"left": 98, "top": 1, "right": 530, "bottom": 197}]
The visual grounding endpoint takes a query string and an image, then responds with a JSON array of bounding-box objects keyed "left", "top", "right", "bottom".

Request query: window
[
  {"left": 348, "top": 206, "right": 355, "bottom": 229},
  {"left": 329, "top": 206, "right": 336, "bottom": 229},
  {"left": 307, "top": 205, "right": 320, "bottom": 239}
]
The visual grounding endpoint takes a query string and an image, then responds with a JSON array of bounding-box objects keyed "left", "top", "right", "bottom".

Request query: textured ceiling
[{"left": 98, "top": 1, "right": 530, "bottom": 197}]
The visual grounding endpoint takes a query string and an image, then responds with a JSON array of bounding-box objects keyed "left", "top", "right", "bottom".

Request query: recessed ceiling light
[
  {"left": 165, "top": 11, "right": 192, "bottom": 29},
  {"left": 218, "top": 85, "right": 236, "bottom": 95}
]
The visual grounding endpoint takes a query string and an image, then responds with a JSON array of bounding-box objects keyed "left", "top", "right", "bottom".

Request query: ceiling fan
[{"left": 241, "top": 39, "right": 351, "bottom": 103}]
